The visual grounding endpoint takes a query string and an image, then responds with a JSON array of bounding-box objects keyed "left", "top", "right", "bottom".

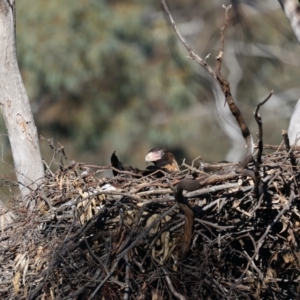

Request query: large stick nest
[
  {"left": 1, "top": 3, "right": 299, "bottom": 300},
  {"left": 1, "top": 143, "right": 300, "bottom": 300}
]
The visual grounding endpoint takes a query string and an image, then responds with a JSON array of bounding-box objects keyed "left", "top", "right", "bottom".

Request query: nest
[{"left": 1, "top": 143, "right": 300, "bottom": 300}]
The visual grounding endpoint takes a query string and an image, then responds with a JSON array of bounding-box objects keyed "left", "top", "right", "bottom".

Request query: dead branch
[
  {"left": 282, "top": 130, "right": 296, "bottom": 166},
  {"left": 252, "top": 90, "right": 273, "bottom": 195},
  {"left": 1, "top": 146, "right": 300, "bottom": 299},
  {"left": 160, "top": 1, "right": 253, "bottom": 175},
  {"left": 162, "top": 267, "right": 187, "bottom": 300},
  {"left": 254, "top": 90, "right": 274, "bottom": 164}
]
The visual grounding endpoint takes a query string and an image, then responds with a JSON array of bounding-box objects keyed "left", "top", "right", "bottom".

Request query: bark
[
  {"left": 288, "top": 98, "right": 300, "bottom": 145},
  {"left": 279, "top": 1, "right": 300, "bottom": 144},
  {"left": 0, "top": 0, "right": 44, "bottom": 199},
  {"left": 278, "top": 0, "right": 300, "bottom": 43}
]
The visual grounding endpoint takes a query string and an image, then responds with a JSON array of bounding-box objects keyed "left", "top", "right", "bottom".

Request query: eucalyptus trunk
[{"left": 0, "top": 0, "right": 44, "bottom": 200}]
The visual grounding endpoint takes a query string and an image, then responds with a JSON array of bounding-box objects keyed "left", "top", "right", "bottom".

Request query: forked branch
[
  {"left": 253, "top": 90, "right": 273, "bottom": 195},
  {"left": 160, "top": 1, "right": 253, "bottom": 173},
  {"left": 254, "top": 90, "right": 273, "bottom": 164}
]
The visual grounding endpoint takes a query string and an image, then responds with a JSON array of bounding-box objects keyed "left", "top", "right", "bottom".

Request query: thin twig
[
  {"left": 254, "top": 90, "right": 273, "bottom": 164},
  {"left": 252, "top": 90, "right": 273, "bottom": 195},
  {"left": 162, "top": 267, "right": 187, "bottom": 300},
  {"left": 282, "top": 130, "right": 296, "bottom": 166},
  {"left": 123, "top": 254, "right": 130, "bottom": 300},
  {"left": 255, "top": 193, "right": 295, "bottom": 259}
]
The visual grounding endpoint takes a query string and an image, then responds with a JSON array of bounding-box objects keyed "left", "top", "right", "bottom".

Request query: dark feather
[
  {"left": 111, "top": 151, "right": 155, "bottom": 177},
  {"left": 111, "top": 148, "right": 177, "bottom": 177},
  {"left": 145, "top": 147, "right": 179, "bottom": 172},
  {"left": 111, "top": 151, "right": 127, "bottom": 176}
]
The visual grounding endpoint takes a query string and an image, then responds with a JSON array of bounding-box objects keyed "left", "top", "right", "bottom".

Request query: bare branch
[
  {"left": 216, "top": 5, "right": 232, "bottom": 73},
  {"left": 254, "top": 90, "right": 273, "bottom": 166},
  {"left": 251, "top": 91, "right": 273, "bottom": 196},
  {"left": 160, "top": 0, "right": 253, "bottom": 175},
  {"left": 162, "top": 268, "right": 187, "bottom": 300},
  {"left": 282, "top": 130, "right": 297, "bottom": 166}
]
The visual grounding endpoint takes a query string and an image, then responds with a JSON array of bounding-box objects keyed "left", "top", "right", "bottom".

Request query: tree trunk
[
  {"left": 278, "top": 0, "right": 300, "bottom": 43},
  {"left": 279, "top": 0, "right": 300, "bottom": 144},
  {"left": 0, "top": 0, "right": 44, "bottom": 199}
]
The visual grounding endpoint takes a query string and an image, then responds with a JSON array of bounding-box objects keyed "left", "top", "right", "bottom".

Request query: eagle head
[{"left": 145, "top": 147, "right": 179, "bottom": 172}]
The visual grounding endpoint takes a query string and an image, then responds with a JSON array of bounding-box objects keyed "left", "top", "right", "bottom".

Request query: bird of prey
[
  {"left": 145, "top": 147, "right": 179, "bottom": 173},
  {"left": 111, "top": 151, "right": 140, "bottom": 176},
  {"left": 111, "top": 147, "right": 179, "bottom": 177}
]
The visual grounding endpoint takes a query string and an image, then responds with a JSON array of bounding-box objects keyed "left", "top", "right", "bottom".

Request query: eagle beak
[
  {"left": 145, "top": 150, "right": 163, "bottom": 163},
  {"left": 145, "top": 152, "right": 153, "bottom": 163}
]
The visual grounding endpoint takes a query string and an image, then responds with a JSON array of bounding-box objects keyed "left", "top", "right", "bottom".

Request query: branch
[
  {"left": 160, "top": 1, "right": 253, "bottom": 173},
  {"left": 162, "top": 267, "right": 187, "bottom": 300},
  {"left": 216, "top": 4, "right": 232, "bottom": 73},
  {"left": 255, "top": 193, "right": 295, "bottom": 259},
  {"left": 254, "top": 91, "right": 273, "bottom": 164},
  {"left": 252, "top": 91, "right": 273, "bottom": 196},
  {"left": 282, "top": 130, "right": 297, "bottom": 166}
]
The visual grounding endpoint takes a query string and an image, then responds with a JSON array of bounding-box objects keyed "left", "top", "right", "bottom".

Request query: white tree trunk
[
  {"left": 0, "top": 0, "right": 44, "bottom": 199},
  {"left": 278, "top": 0, "right": 300, "bottom": 43},
  {"left": 278, "top": 1, "right": 300, "bottom": 144},
  {"left": 288, "top": 98, "right": 300, "bottom": 145}
]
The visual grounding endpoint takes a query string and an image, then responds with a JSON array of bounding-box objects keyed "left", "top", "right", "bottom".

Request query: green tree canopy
[{"left": 13, "top": 0, "right": 300, "bottom": 167}]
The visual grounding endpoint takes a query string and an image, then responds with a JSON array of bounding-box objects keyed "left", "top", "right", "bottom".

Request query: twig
[
  {"left": 254, "top": 90, "right": 273, "bottom": 164},
  {"left": 195, "top": 218, "right": 234, "bottom": 230},
  {"left": 282, "top": 130, "right": 296, "bottom": 166},
  {"left": 40, "top": 189, "right": 55, "bottom": 220},
  {"left": 255, "top": 193, "right": 295, "bottom": 259},
  {"left": 123, "top": 254, "right": 130, "bottom": 300},
  {"left": 42, "top": 159, "right": 54, "bottom": 177},
  {"left": 161, "top": 267, "right": 187, "bottom": 300},
  {"left": 257, "top": 142, "right": 300, "bottom": 151},
  {"left": 132, "top": 257, "right": 145, "bottom": 273},
  {"left": 252, "top": 90, "right": 273, "bottom": 195},
  {"left": 201, "top": 161, "right": 238, "bottom": 168},
  {"left": 191, "top": 155, "right": 202, "bottom": 167},
  {"left": 160, "top": 0, "right": 253, "bottom": 175},
  {"left": 186, "top": 182, "right": 241, "bottom": 198},
  {"left": 181, "top": 159, "right": 208, "bottom": 176},
  {"left": 79, "top": 189, "right": 143, "bottom": 202},
  {"left": 215, "top": 4, "right": 232, "bottom": 73},
  {"left": 117, "top": 206, "right": 177, "bottom": 258},
  {"left": 90, "top": 206, "right": 177, "bottom": 297},
  {"left": 89, "top": 260, "right": 119, "bottom": 299},
  {"left": 137, "top": 188, "right": 172, "bottom": 197},
  {"left": 242, "top": 250, "right": 263, "bottom": 281}
]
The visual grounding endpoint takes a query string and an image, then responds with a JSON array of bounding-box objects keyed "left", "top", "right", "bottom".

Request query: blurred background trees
[{"left": 0, "top": 0, "right": 299, "bottom": 176}]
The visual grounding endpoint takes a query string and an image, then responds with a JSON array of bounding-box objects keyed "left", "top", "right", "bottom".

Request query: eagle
[
  {"left": 111, "top": 147, "right": 179, "bottom": 176},
  {"left": 145, "top": 147, "right": 179, "bottom": 173}
]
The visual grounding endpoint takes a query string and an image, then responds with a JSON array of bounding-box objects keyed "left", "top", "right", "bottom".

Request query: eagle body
[
  {"left": 145, "top": 147, "right": 179, "bottom": 173},
  {"left": 111, "top": 147, "right": 179, "bottom": 177}
]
